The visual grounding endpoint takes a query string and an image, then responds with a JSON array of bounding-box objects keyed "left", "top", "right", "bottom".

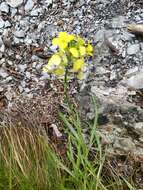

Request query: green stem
[{"left": 64, "top": 68, "right": 69, "bottom": 105}]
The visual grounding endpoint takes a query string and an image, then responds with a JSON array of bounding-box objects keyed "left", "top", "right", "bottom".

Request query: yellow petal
[
  {"left": 48, "top": 54, "right": 61, "bottom": 66},
  {"left": 77, "top": 37, "right": 85, "bottom": 45},
  {"left": 52, "top": 38, "right": 59, "bottom": 45},
  {"left": 86, "top": 43, "right": 93, "bottom": 56},
  {"left": 69, "top": 48, "right": 79, "bottom": 58},
  {"left": 79, "top": 46, "right": 86, "bottom": 56},
  {"left": 53, "top": 68, "right": 65, "bottom": 76},
  {"left": 77, "top": 71, "right": 84, "bottom": 80},
  {"left": 67, "top": 34, "right": 75, "bottom": 42},
  {"left": 59, "top": 32, "right": 68, "bottom": 39},
  {"left": 58, "top": 41, "right": 68, "bottom": 50},
  {"left": 73, "top": 59, "right": 84, "bottom": 72}
]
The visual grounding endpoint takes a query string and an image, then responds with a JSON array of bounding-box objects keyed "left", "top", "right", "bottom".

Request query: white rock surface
[
  {"left": 0, "top": 2, "right": 9, "bottom": 13},
  {"left": 6, "top": 0, "right": 23, "bottom": 8},
  {"left": 125, "top": 72, "right": 143, "bottom": 89},
  {"left": 25, "top": 0, "right": 34, "bottom": 11}
]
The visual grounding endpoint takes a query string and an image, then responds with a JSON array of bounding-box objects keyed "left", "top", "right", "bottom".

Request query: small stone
[
  {"left": 0, "top": 18, "right": 5, "bottom": 28},
  {"left": 49, "top": 45, "right": 57, "bottom": 52},
  {"left": 6, "top": 0, "right": 23, "bottom": 8},
  {"left": 0, "top": 2, "right": 9, "bottom": 13},
  {"left": 45, "top": 0, "right": 53, "bottom": 6},
  {"left": 10, "top": 7, "right": 17, "bottom": 16},
  {"left": 111, "top": 16, "right": 125, "bottom": 28},
  {"left": 0, "top": 68, "right": 8, "bottom": 78},
  {"left": 125, "top": 67, "right": 139, "bottom": 77},
  {"left": 14, "top": 30, "right": 25, "bottom": 38},
  {"left": 0, "top": 87, "right": 4, "bottom": 92},
  {"left": 18, "top": 64, "right": 27, "bottom": 72},
  {"left": 125, "top": 72, "right": 143, "bottom": 89},
  {"left": 24, "top": 0, "right": 34, "bottom": 11},
  {"left": 18, "top": 86, "right": 23, "bottom": 93},
  {"left": 134, "top": 122, "right": 143, "bottom": 136},
  {"left": 30, "top": 9, "right": 39, "bottom": 16},
  {"left": 4, "top": 20, "right": 11, "bottom": 28},
  {"left": 127, "top": 44, "right": 140, "bottom": 55}
]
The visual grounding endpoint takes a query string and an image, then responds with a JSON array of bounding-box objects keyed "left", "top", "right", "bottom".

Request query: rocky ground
[{"left": 0, "top": 0, "right": 143, "bottom": 164}]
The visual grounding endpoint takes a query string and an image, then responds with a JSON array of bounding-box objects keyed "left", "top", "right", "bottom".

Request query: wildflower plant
[{"left": 43, "top": 32, "right": 93, "bottom": 101}]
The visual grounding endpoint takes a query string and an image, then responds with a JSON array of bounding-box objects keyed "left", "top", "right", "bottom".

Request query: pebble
[
  {"left": 25, "top": 0, "right": 34, "bottom": 12},
  {"left": 18, "top": 64, "right": 27, "bottom": 72},
  {"left": 5, "top": 21, "right": 11, "bottom": 28},
  {"left": 14, "top": 30, "right": 25, "bottom": 38},
  {"left": 0, "top": 2, "right": 9, "bottom": 13},
  {"left": 0, "top": 68, "right": 8, "bottom": 78},
  {"left": 6, "top": 0, "right": 23, "bottom": 8},
  {"left": 127, "top": 44, "right": 140, "bottom": 55},
  {"left": 125, "top": 72, "right": 143, "bottom": 89},
  {"left": 0, "top": 18, "right": 5, "bottom": 29},
  {"left": 134, "top": 122, "right": 143, "bottom": 136},
  {"left": 0, "top": 87, "right": 4, "bottom": 92}
]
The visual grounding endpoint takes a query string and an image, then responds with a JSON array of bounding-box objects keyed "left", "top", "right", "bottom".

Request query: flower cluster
[{"left": 43, "top": 32, "right": 93, "bottom": 79}]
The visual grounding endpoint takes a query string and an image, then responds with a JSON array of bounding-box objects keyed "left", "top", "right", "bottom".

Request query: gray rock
[
  {"left": 30, "top": 9, "right": 39, "bottom": 16},
  {"left": 134, "top": 122, "right": 143, "bottom": 136},
  {"left": 125, "top": 71, "right": 143, "bottom": 89},
  {"left": 111, "top": 16, "right": 125, "bottom": 28},
  {"left": 0, "top": 68, "right": 8, "bottom": 78},
  {"left": 4, "top": 21, "right": 11, "bottom": 28},
  {"left": 127, "top": 44, "right": 140, "bottom": 55},
  {"left": 45, "top": 0, "right": 53, "bottom": 5},
  {"left": 24, "top": 0, "right": 34, "bottom": 11},
  {"left": 6, "top": 0, "right": 23, "bottom": 8},
  {"left": 0, "top": 87, "right": 4, "bottom": 92},
  {"left": 14, "top": 30, "right": 25, "bottom": 38},
  {"left": 0, "top": 18, "right": 5, "bottom": 29},
  {"left": 125, "top": 67, "right": 139, "bottom": 77},
  {"left": 114, "top": 138, "right": 136, "bottom": 152},
  {"left": 0, "top": 2, "right": 9, "bottom": 13},
  {"left": 18, "top": 64, "right": 27, "bottom": 72}
]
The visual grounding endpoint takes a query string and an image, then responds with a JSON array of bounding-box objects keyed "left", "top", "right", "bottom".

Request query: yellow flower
[
  {"left": 52, "top": 37, "right": 67, "bottom": 50},
  {"left": 53, "top": 68, "right": 65, "bottom": 76},
  {"left": 86, "top": 43, "right": 93, "bottom": 56},
  {"left": 69, "top": 48, "right": 79, "bottom": 58},
  {"left": 77, "top": 71, "right": 84, "bottom": 80},
  {"left": 52, "top": 32, "right": 75, "bottom": 50},
  {"left": 59, "top": 32, "right": 75, "bottom": 42},
  {"left": 73, "top": 59, "right": 84, "bottom": 72},
  {"left": 48, "top": 54, "right": 61, "bottom": 66},
  {"left": 79, "top": 46, "right": 86, "bottom": 56},
  {"left": 43, "top": 54, "right": 61, "bottom": 72},
  {"left": 77, "top": 37, "right": 85, "bottom": 45}
]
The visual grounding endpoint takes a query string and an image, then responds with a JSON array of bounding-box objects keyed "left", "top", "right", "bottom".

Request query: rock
[
  {"left": 14, "top": 30, "right": 25, "bottom": 38},
  {"left": 127, "top": 44, "right": 140, "bottom": 55},
  {"left": 114, "top": 138, "right": 136, "bottom": 152},
  {"left": 134, "top": 122, "right": 143, "bottom": 136},
  {"left": 6, "top": 0, "right": 23, "bottom": 8},
  {"left": 0, "top": 2, "right": 9, "bottom": 13},
  {"left": 125, "top": 72, "right": 143, "bottom": 89},
  {"left": 30, "top": 9, "right": 39, "bottom": 16},
  {"left": 45, "top": 0, "right": 53, "bottom": 6},
  {"left": 24, "top": 0, "right": 34, "bottom": 11},
  {"left": 0, "top": 68, "right": 8, "bottom": 78},
  {"left": 0, "top": 18, "right": 5, "bottom": 28},
  {"left": 18, "top": 64, "right": 27, "bottom": 72},
  {"left": 5, "top": 20, "right": 11, "bottom": 28},
  {"left": 111, "top": 16, "right": 125, "bottom": 28},
  {"left": 0, "top": 87, "right": 4, "bottom": 92},
  {"left": 125, "top": 67, "right": 139, "bottom": 77}
]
